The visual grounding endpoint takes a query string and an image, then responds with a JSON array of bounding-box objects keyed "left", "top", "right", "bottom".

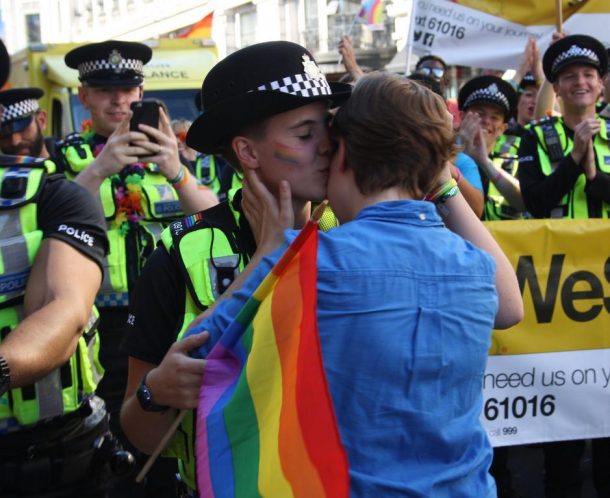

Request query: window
[{"left": 25, "top": 13, "right": 41, "bottom": 44}]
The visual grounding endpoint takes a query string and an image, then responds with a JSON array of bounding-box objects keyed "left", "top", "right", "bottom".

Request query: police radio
[{"left": 541, "top": 121, "right": 564, "bottom": 163}]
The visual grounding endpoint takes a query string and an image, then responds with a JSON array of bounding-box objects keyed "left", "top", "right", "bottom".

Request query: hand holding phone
[{"left": 130, "top": 100, "right": 161, "bottom": 143}]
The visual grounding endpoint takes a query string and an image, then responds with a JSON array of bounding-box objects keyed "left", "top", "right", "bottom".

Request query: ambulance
[{"left": 8, "top": 38, "right": 217, "bottom": 138}]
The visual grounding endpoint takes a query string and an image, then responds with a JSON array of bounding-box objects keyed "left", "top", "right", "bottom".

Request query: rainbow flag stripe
[
  {"left": 359, "top": 0, "right": 384, "bottom": 25},
  {"left": 272, "top": 142, "right": 301, "bottom": 165},
  {"left": 196, "top": 220, "right": 349, "bottom": 498}
]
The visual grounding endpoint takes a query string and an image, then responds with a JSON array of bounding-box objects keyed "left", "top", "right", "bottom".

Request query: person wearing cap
[
  {"left": 120, "top": 40, "right": 351, "bottom": 495},
  {"left": 59, "top": 40, "right": 218, "bottom": 496},
  {"left": 458, "top": 75, "right": 526, "bottom": 221},
  {"left": 182, "top": 72, "right": 523, "bottom": 496},
  {"left": 518, "top": 34, "right": 610, "bottom": 219},
  {"left": 0, "top": 40, "right": 126, "bottom": 497},
  {"left": 0, "top": 87, "right": 51, "bottom": 158},
  {"left": 517, "top": 33, "right": 610, "bottom": 498}
]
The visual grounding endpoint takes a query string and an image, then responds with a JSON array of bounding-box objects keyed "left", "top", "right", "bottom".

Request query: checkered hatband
[
  {"left": 463, "top": 84, "right": 510, "bottom": 111},
  {"left": 551, "top": 45, "right": 600, "bottom": 74},
  {"left": 77, "top": 56, "right": 144, "bottom": 79},
  {"left": 1, "top": 99, "right": 39, "bottom": 123},
  {"left": 255, "top": 72, "right": 332, "bottom": 98}
]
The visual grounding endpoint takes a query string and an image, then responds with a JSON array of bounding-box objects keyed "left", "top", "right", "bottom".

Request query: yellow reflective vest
[
  {"left": 59, "top": 133, "right": 185, "bottom": 307},
  {"left": 531, "top": 117, "right": 610, "bottom": 219},
  {"left": 0, "top": 160, "right": 103, "bottom": 427}
]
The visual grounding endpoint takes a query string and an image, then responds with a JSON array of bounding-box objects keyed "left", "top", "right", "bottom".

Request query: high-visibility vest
[
  {"left": 0, "top": 160, "right": 102, "bottom": 427},
  {"left": 158, "top": 191, "right": 339, "bottom": 489},
  {"left": 531, "top": 117, "right": 610, "bottom": 219},
  {"left": 58, "top": 133, "right": 185, "bottom": 307}
]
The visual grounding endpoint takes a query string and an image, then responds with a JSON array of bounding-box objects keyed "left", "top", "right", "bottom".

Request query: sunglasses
[{"left": 417, "top": 67, "right": 445, "bottom": 79}]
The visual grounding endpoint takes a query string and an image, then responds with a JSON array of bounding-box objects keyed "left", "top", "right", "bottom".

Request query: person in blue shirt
[{"left": 193, "top": 73, "right": 523, "bottom": 497}]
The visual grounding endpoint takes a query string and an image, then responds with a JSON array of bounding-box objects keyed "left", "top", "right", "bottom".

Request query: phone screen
[{"left": 130, "top": 100, "right": 160, "bottom": 143}]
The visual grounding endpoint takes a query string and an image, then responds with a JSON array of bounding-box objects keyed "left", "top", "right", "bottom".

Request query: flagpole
[
  {"left": 337, "top": 13, "right": 361, "bottom": 65},
  {"left": 404, "top": 0, "right": 417, "bottom": 75},
  {"left": 135, "top": 410, "right": 187, "bottom": 483},
  {"left": 555, "top": 0, "right": 563, "bottom": 32}
]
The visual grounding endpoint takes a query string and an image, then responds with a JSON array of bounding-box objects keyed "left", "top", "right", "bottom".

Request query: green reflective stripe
[
  {"left": 97, "top": 228, "right": 129, "bottom": 299},
  {"left": 534, "top": 118, "right": 610, "bottom": 218}
]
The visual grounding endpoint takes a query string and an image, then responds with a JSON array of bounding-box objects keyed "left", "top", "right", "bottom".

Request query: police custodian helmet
[{"left": 186, "top": 41, "right": 352, "bottom": 154}]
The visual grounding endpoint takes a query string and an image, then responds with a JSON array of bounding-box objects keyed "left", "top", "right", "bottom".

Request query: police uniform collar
[
  {"left": 543, "top": 34, "right": 608, "bottom": 83},
  {"left": 458, "top": 75, "right": 517, "bottom": 122},
  {"left": 65, "top": 40, "right": 152, "bottom": 88},
  {"left": 186, "top": 41, "right": 351, "bottom": 154}
]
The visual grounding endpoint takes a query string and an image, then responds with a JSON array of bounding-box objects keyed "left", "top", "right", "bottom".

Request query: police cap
[
  {"left": 0, "top": 87, "right": 44, "bottom": 138},
  {"left": 458, "top": 75, "right": 517, "bottom": 122},
  {"left": 186, "top": 41, "right": 351, "bottom": 154},
  {"left": 543, "top": 34, "right": 608, "bottom": 83},
  {"left": 65, "top": 40, "right": 152, "bottom": 87}
]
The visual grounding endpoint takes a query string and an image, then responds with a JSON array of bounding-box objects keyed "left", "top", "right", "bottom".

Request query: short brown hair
[{"left": 331, "top": 72, "right": 456, "bottom": 198}]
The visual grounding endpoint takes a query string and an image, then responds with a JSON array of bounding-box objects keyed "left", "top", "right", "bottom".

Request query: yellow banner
[
  {"left": 485, "top": 219, "right": 610, "bottom": 356},
  {"left": 454, "top": 0, "right": 609, "bottom": 26}
]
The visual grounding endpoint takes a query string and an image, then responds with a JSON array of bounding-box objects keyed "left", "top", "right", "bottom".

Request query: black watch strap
[
  {"left": 136, "top": 372, "right": 169, "bottom": 412},
  {"left": 0, "top": 356, "right": 11, "bottom": 397}
]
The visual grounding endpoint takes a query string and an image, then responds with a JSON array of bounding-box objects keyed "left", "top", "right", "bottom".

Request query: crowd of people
[{"left": 0, "top": 23, "right": 608, "bottom": 498}]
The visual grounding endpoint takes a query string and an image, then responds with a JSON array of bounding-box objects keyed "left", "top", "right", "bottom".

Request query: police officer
[
  {"left": 59, "top": 40, "right": 217, "bottom": 496},
  {"left": 0, "top": 39, "right": 127, "bottom": 498},
  {"left": 518, "top": 34, "right": 610, "bottom": 498},
  {"left": 457, "top": 75, "right": 525, "bottom": 220},
  {"left": 0, "top": 87, "right": 52, "bottom": 158},
  {"left": 120, "top": 41, "right": 351, "bottom": 497}
]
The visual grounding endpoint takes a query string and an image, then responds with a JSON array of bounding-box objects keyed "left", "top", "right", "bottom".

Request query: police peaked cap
[
  {"left": 65, "top": 40, "right": 152, "bottom": 87},
  {"left": 518, "top": 72, "right": 539, "bottom": 91},
  {"left": 458, "top": 75, "right": 517, "bottom": 122},
  {"left": 0, "top": 87, "right": 44, "bottom": 137},
  {"left": 186, "top": 41, "right": 352, "bottom": 154},
  {"left": 543, "top": 34, "right": 608, "bottom": 83}
]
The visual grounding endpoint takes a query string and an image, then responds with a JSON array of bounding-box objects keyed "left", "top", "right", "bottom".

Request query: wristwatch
[
  {"left": 136, "top": 373, "right": 168, "bottom": 412},
  {"left": 0, "top": 356, "right": 11, "bottom": 397}
]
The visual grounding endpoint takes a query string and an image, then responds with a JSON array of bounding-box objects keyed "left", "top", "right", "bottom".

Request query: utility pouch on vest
[
  {"left": 59, "top": 133, "right": 94, "bottom": 175},
  {"left": 541, "top": 122, "right": 564, "bottom": 163}
]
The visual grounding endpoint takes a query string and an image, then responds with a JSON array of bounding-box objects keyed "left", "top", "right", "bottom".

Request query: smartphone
[{"left": 130, "top": 100, "right": 160, "bottom": 143}]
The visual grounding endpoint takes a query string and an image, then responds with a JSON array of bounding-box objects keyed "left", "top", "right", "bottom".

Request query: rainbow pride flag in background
[
  {"left": 359, "top": 0, "right": 384, "bottom": 28},
  {"left": 195, "top": 218, "right": 349, "bottom": 498}
]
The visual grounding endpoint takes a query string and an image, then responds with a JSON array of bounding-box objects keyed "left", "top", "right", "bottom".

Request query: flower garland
[{"left": 86, "top": 131, "right": 146, "bottom": 236}]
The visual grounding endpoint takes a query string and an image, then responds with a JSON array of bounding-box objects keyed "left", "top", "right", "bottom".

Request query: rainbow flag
[
  {"left": 179, "top": 12, "right": 213, "bottom": 39},
  {"left": 359, "top": 0, "right": 384, "bottom": 28},
  {"left": 195, "top": 218, "right": 349, "bottom": 498}
]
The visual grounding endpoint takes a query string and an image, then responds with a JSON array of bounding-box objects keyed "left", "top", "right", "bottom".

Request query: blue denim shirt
[{"left": 196, "top": 200, "right": 498, "bottom": 497}]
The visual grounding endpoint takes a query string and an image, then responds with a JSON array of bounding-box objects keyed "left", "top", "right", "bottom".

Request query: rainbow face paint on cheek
[{"left": 273, "top": 141, "right": 302, "bottom": 165}]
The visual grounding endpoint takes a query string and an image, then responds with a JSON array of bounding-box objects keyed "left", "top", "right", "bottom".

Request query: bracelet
[
  {"left": 168, "top": 165, "right": 185, "bottom": 185},
  {"left": 425, "top": 178, "right": 458, "bottom": 203},
  {"left": 173, "top": 166, "right": 190, "bottom": 190}
]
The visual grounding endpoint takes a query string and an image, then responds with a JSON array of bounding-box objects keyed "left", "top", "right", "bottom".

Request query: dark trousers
[{"left": 97, "top": 308, "right": 178, "bottom": 498}]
